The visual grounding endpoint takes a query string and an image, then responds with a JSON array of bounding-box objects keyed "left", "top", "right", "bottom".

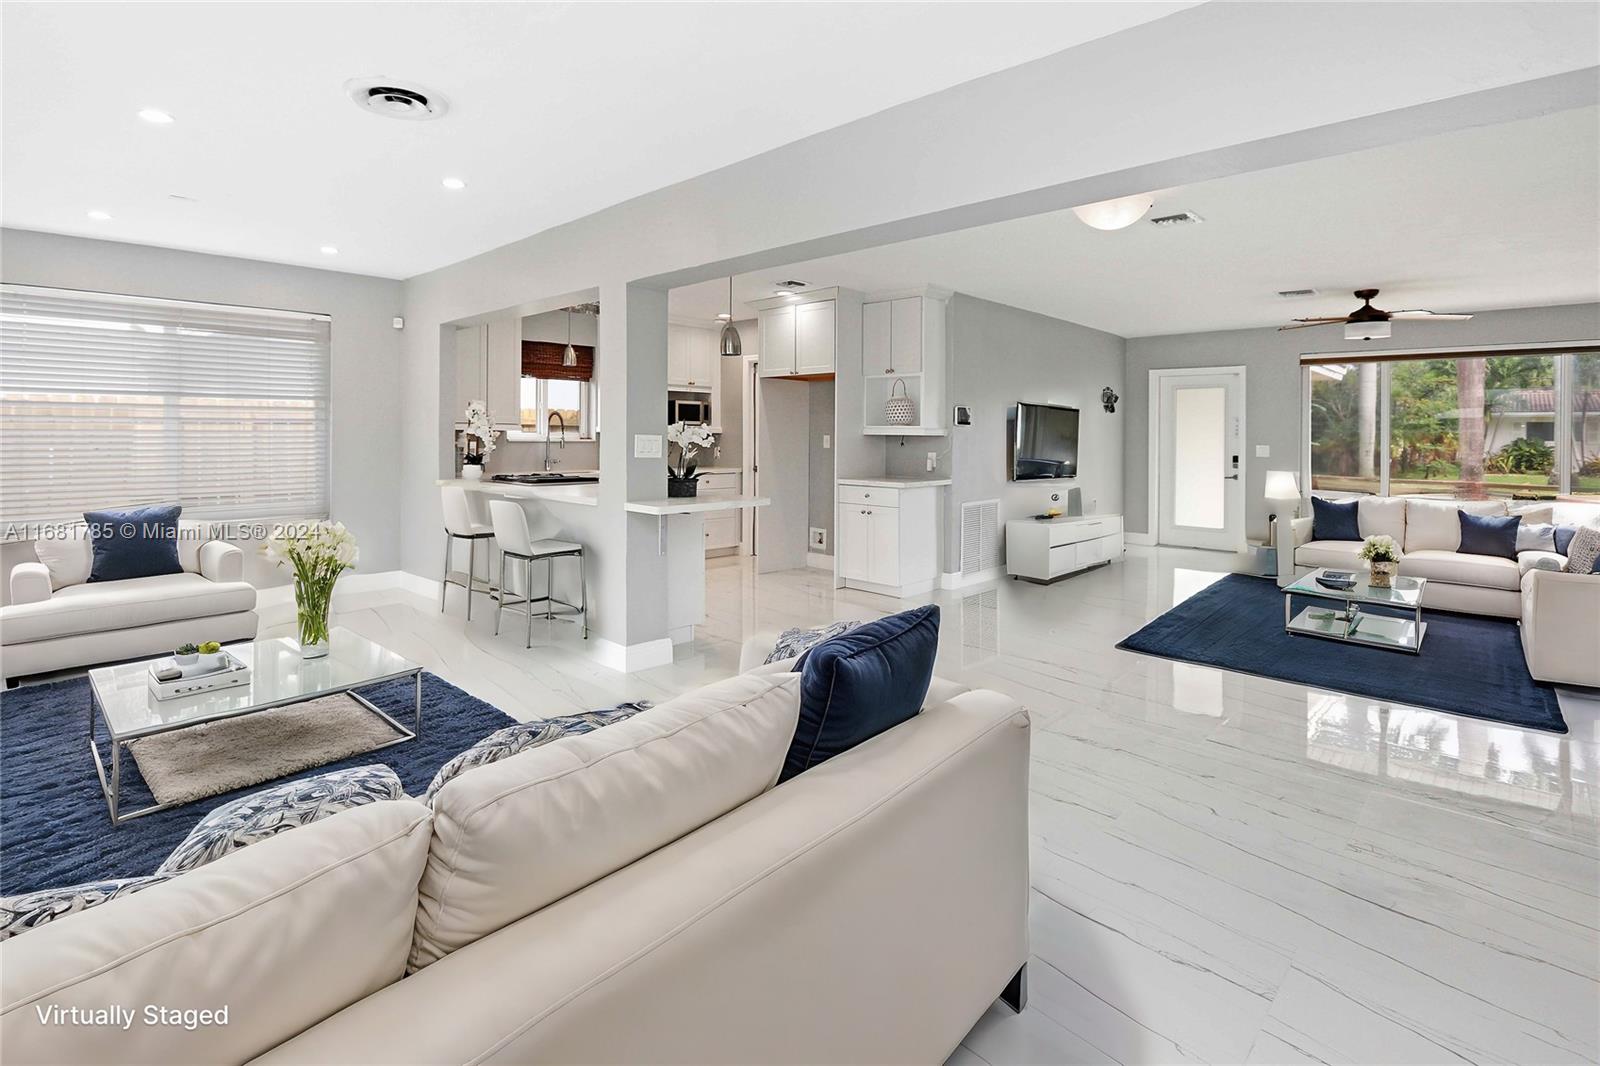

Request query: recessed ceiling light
[
  {"left": 441, "top": 177, "right": 466, "bottom": 191},
  {"left": 138, "top": 108, "right": 175, "bottom": 125},
  {"left": 87, "top": 210, "right": 112, "bottom": 220},
  {"left": 320, "top": 246, "right": 339, "bottom": 256}
]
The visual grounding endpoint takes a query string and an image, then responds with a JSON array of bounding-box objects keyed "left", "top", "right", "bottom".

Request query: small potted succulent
[
  {"left": 198, "top": 640, "right": 226, "bottom": 672},
  {"left": 666, "top": 421, "right": 717, "bottom": 498},
  {"left": 1359, "top": 534, "right": 1401, "bottom": 588},
  {"left": 174, "top": 642, "right": 200, "bottom": 667}
]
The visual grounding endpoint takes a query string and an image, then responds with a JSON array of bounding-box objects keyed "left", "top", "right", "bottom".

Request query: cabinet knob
[{"left": 863, "top": 492, "right": 871, "bottom": 497}]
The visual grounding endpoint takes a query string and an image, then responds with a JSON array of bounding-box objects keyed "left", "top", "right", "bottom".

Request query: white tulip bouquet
[{"left": 264, "top": 521, "right": 359, "bottom": 656}]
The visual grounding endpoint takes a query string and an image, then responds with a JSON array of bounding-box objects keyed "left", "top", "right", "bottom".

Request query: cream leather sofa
[
  {"left": 1, "top": 522, "right": 257, "bottom": 683},
  {"left": 1276, "top": 496, "right": 1600, "bottom": 687},
  {"left": 0, "top": 651, "right": 1031, "bottom": 1065}
]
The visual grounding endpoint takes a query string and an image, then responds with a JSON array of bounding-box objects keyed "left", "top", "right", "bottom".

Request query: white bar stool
[
  {"left": 440, "top": 485, "right": 496, "bottom": 621},
  {"left": 488, "top": 499, "right": 588, "bottom": 646}
]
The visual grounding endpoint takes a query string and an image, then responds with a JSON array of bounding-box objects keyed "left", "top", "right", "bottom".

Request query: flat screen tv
[{"left": 1009, "top": 401, "right": 1079, "bottom": 480}]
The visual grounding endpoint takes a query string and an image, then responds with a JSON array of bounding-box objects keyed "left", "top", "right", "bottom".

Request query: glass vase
[{"left": 295, "top": 576, "right": 334, "bottom": 658}]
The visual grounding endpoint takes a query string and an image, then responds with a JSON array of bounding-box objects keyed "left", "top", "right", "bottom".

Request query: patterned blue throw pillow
[
  {"left": 423, "top": 703, "right": 651, "bottom": 803},
  {"left": 763, "top": 620, "right": 863, "bottom": 665},
  {"left": 158, "top": 765, "right": 404, "bottom": 875},
  {"left": 0, "top": 875, "right": 173, "bottom": 941}
]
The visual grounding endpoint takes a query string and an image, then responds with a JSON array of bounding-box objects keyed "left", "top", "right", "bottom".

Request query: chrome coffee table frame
[
  {"left": 1283, "top": 567, "right": 1428, "bottom": 655},
  {"left": 86, "top": 633, "right": 422, "bottom": 826}
]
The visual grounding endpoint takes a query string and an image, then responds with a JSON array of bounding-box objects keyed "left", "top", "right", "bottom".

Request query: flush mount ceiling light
[
  {"left": 320, "top": 245, "right": 339, "bottom": 256},
  {"left": 441, "top": 177, "right": 466, "bottom": 191},
  {"left": 1071, "top": 193, "right": 1155, "bottom": 231},
  {"left": 719, "top": 278, "right": 742, "bottom": 358},
  {"left": 1345, "top": 320, "right": 1392, "bottom": 341},
  {"left": 137, "top": 108, "right": 174, "bottom": 125},
  {"left": 87, "top": 210, "right": 112, "bottom": 220},
  {"left": 344, "top": 78, "right": 449, "bottom": 121}
]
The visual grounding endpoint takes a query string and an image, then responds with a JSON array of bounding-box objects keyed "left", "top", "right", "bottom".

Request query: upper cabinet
[
  {"left": 860, "top": 291, "right": 948, "bottom": 436},
  {"left": 758, "top": 295, "right": 835, "bottom": 378},
  {"left": 453, "top": 318, "right": 522, "bottom": 430},
  {"left": 667, "top": 324, "right": 715, "bottom": 390}
]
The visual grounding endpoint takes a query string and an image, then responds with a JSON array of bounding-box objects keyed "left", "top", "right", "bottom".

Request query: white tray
[{"left": 147, "top": 652, "right": 252, "bottom": 700}]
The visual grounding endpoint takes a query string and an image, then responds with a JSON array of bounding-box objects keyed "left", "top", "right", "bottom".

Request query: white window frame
[{"left": 506, "top": 374, "right": 597, "bottom": 441}]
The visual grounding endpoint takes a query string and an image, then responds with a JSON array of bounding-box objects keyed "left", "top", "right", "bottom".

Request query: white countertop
[
  {"left": 695, "top": 466, "right": 743, "bottom": 475},
  {"left": 437, "top": 478, "right": 599, "bottom": 507},
  {"left": 624, "top": 495, "right": 770, "bottom": 516},
  {"left": 836, "top": 475, "right": 953, "bottom": 488}
]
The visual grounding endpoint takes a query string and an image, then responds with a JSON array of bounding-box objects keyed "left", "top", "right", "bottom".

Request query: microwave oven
[{"left": 669, "top": 397, "right": 710, "bottom": 424}]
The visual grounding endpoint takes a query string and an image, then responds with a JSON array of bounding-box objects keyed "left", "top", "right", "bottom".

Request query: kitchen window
[
  {"left": 0, "top": 284, "right": 331, "bottom": 526},
  {"left": 508, "top": 337, "right": 596, "bottom": 440}
]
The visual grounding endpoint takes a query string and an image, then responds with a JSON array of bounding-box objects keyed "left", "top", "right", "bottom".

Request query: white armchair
[{"left": 2, "top": 525, "right": 257, "bottom": 683}]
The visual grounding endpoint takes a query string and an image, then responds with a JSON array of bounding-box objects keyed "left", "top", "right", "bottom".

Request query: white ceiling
[
  {"left": 669, "top": 107, "right": 1600, "bottom": 338},
  {"left": 0, "top": 1, "right": 1194, "bottom": 279}
]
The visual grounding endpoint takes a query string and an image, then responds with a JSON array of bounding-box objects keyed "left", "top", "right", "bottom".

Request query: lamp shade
[{"left": 1264, "top": 470, "right": 1301, "bottom": 500}]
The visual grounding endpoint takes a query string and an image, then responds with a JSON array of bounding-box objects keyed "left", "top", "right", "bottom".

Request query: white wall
[
  {"left": 393, "top": 2, "right": 1591, "bottom": 651},
  {"left": 0, "top": 228, "right": 403, "bottom": 598},
  {"left": 1123, "top": 302, "right": 1600, "bottom": 540}
]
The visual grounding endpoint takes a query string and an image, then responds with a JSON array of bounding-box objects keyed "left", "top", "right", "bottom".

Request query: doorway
[{"left": 1153, "top": 367, "right": 1247, "bottom": 551}]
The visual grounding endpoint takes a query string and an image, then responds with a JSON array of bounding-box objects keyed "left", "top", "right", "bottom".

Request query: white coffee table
[
  {"left": 87, "top": 628, "right": 422, "bottom": 825},
  {"left": 1283, "top": 568, "right": 1428, "bottom": 655}
]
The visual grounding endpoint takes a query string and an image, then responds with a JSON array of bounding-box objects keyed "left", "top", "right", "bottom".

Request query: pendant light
[
  {"left": 718, "top": 277, "right": 742, "bottom": 358},
  {"left": 562, "top": 308, "right": 578, "bottom": 367}
]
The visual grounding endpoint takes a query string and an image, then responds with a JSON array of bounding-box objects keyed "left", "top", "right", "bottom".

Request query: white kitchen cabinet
[
  {"left": 667, "top": 324, "right": 714, "bottom": 390},
  {"left": 860, "top": 292, "right": 947, "bottom": 435},
  {"left": 455, "top": 320, "right": 521, "bottom": 429},
  {"left": 758, "top": 306, "right": 796, "bottom": 377},
  {"left": 667, "top": 326, "right": 690, "bottom": 387},
  {"left": 699, "top": 471, "right": 742, "bottom": 553},
  {"left": 836, "top": 482, "right": 939, "bottom": 596},
  {"left": 795, "top": 300, "right": 835, "bottom": 375}
]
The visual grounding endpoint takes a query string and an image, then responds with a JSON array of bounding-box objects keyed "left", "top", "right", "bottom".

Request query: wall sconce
[{"left": 1100, "top": 387, "right": 1119, "bottom": 414}]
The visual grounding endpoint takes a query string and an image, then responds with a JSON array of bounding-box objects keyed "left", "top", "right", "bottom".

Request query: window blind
[
  {"left": 0, "top": 284, "right": 331, "bottom": 526},
  {"left": 521, "top": 340, "right": 594, "bottom": 381}
]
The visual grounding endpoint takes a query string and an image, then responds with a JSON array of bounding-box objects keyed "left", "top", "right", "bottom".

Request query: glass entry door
[{"left": 1157, "top": 369, "right": 1246, "bottom": 551}]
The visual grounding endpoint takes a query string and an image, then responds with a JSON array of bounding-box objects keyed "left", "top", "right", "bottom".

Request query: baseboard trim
[
  {"left": 257, "top": 569, "right": 426, "bottom": 608},
  {"left": 940, "top": 566, "right": 1004, "bottom": 590},
  {"left": 1125, "top": 532, "right": 1156, "bottom": 547},
  {"left": 591, "top": 636, "right": 675, "bottom": 672},
  {"left": 806, "top": 552, "right": 834, "bottom": 571}
]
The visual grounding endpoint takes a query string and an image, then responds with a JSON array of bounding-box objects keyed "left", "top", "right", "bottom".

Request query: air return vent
[
  {"left": 1276, "top": 288, "right": 1319, "bottom": 298},
  {"left": 1149, "top": 211, "right": 1203, "bottom": 227},
  {"left": 960, "top": 499, "right": 1000, "bottom": 577}
]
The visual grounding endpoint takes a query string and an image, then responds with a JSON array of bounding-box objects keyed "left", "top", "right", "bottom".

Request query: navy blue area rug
[
  {"left": 1116, "top": 573, "right": 1567, "bottom": 734},
  {"left": 0, "top": 673, "right": 516, "bottom": 895}
]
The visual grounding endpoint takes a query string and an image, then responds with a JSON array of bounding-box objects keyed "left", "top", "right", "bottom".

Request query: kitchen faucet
[{"left": 544, "top": 411, "right": 567, "bottom": 471}]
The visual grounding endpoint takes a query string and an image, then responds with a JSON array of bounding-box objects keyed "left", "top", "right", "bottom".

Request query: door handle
[{"left": 1223, "top": 475, "right": 1240, "bottom": 481}]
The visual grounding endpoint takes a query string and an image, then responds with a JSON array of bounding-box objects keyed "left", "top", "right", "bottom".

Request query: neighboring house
[{"left": 1485, "top": 388, "right": 1600, "bottom": 457}]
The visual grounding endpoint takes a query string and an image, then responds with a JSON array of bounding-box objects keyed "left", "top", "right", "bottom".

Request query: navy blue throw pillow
[
  {"left": 1311, "top": 497, "right": 1361, "bottom": 542},
  {"left": 1553, "top": 524, "right": 1579, "bottom": 556},
  {"left": 782, "top": 605, "right": 940, "bottom": 783},
  {"left": 1457, "top": 511, "right": 1520, "bottom": 560},
  {"left": 84, "top": 504, "right": 183, "bottom": 582}
]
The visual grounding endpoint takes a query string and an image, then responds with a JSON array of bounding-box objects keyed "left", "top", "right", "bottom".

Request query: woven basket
[{"left": 884, "top": 379, "right": 917, "bottom": 426}]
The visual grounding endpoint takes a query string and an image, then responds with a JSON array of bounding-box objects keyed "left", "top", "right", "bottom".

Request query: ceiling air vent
[
  {"left": 1149, "top": 211, "right": 1203, "bottom": 227},
  {"left": 345, "top": 78, "right": 449, "bottom": 121},
  {"left": 1276, "top": 288, "right": 1319, "bottom": 298}
]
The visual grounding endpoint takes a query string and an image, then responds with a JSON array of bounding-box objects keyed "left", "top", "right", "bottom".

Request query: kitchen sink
[{"left": 490, "top": 473, "right": 599, "bottom": 485}]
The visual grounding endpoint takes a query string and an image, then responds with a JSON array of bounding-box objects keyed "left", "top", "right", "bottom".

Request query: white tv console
[{"left": 1005, "top": 514, "right": 1124, "bottom": 583}]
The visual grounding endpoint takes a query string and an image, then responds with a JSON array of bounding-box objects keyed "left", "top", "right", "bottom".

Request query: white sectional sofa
[
  {"left": 0, "top": 651, "right": 1031, "bottom": 1065},
  {"left": 1, "top": 522, "right": 257, "bottom": 683},
  {"left": 1276, "top": 496, "right": 1600, "bottom": 687}
]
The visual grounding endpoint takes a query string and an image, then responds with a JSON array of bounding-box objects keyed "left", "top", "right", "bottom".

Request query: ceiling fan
[{"left": 1279, "top": 288, "right": 1474, "bottom": 340}]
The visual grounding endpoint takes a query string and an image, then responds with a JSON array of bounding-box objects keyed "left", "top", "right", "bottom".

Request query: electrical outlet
[
  {"left": 822, "top": 434, "right": 831, "bottom": 450},
  {"left": 926, "top": 451, "right": 938, "bottom": 472},
  {"left": 809, "top": 527, "right": 827, "bottom": 551},
  {"left": 633, "top": 434, "right": 662, "bottom": 459}
]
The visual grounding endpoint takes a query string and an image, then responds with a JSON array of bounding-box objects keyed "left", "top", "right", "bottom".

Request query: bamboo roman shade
[
  {"left": 521, "top": 340, "right": 594, "bottom": 381},
  {"left": 0, "top": 284, "right": 331, "bottom": 525}
]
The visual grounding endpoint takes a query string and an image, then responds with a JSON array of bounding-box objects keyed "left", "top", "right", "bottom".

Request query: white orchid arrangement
[
  {"left": 1358, "top": 534, "right": 1400, "bottom": 564},
  {"left": 264, "top": 521, "right": 359, "bottom": 650},
  {"left": 462, "top": 400, "right": 500, "bottom": 465},
  {"left": 666, "top": 421, "right": 717, "bottom": 480}
]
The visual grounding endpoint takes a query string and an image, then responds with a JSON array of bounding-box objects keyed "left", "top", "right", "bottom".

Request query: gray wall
[
  {"left": 0, "top": 228, "right": 404, "bottom": 594},
  {"left": 885, "top": 294, "right": 1124, "bottom": 574},
  {"left": 807, "top": 381, "right": 836, "bottom": 553},
  {"left": 1123, "top": 302, "right": 1600, "bottom": 540}
]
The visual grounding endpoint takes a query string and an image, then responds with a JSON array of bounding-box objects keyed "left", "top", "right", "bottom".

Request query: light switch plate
[
  {"left": 822, "top": 434, "right": 831, "bottom": 449},
  {"left": 1255, "top": 444, "right": 1271, "bottom": 458},
  {"left": 634, "top": 434, "right": 663, "bottom": 459}
]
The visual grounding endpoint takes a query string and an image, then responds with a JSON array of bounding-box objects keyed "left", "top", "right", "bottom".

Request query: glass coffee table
[
  {"left": 1283, "top": 568, "right": 1428, "bottom": 655},
  {"left": 87, "top": 627, "right": 422, "bottom": 825}
]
